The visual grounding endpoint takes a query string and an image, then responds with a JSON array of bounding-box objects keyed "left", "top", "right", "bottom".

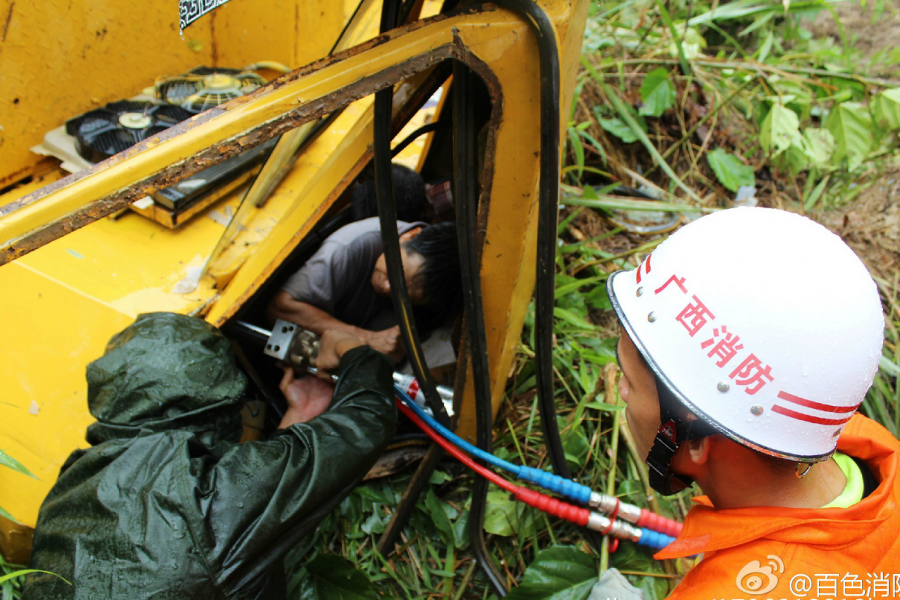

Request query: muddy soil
[
  {"left": 808, "top": 0, "right": 900, "bottom": 77},
  {"left": 814, "top": 161, "right": 900, "bottom": 282},
  {"left": 806, "top": 2, "right": 900, "bottom": 282}
]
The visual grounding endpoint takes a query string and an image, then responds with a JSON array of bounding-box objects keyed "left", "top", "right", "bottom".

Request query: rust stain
[
  {"left": 0, "top": 7, "right": 503, "bottom": 267},
  {"left": 209, "top": 10, "right": 218, "bottom": 67},
  {"left": 2, "top": 2, "right": 14, "bottom": 43},
  {"left": 0, "top": 165, "right": 34, "bottom": 192},
  {"left": 0, "top": 48, "right": 455, "bottom": 266}
]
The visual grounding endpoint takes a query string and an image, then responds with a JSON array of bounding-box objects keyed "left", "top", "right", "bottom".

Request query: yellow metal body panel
[
  {"left": 0, "top": 0, "right": 349, "bottom": 188},
  {"left": 0, "top": 97, "right": 381, "bottom": 528},
  {"left": 0, "top": 0, "right": 589, "bottom": 536}
]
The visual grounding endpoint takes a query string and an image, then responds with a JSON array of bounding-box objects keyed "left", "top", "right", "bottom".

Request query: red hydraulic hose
[
  {"left": 395, "top": 399, "right": 590, "bottom": 527},
  {"left": 637, "top": 509, "right": 682, "bottom": 538}
]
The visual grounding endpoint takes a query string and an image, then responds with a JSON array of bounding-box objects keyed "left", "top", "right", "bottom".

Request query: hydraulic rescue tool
[{"left": 238, "top": 319, "right": 681, "bottom": 552}]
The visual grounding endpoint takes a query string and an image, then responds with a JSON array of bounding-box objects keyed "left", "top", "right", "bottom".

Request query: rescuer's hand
[
  {"left": 361, "top": 325, "right": 405, "bottom": 363},
  {"left": 316, "top": 329, "right": 367, "bottom": 374},
  {"left": 277, "top": 366, "right": 335, "bottom": 428}
]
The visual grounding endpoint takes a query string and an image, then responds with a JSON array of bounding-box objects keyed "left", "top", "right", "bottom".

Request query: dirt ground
[
  {"left": 807, "top": 0, "right": 900, "bottom": 77},
  {"left": 814, "top": 161, "right": 900, "bottom": 281},
  {"left": 805, "top": 2, "right": 900, "bottom": 281}
]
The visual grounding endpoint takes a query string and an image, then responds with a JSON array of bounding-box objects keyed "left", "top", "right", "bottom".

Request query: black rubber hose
[
  {"left": 373, "top": 0, "right": 451, "bottom": 429},
  {"left": 453, "top": 61, "right": 508, "bottom": 597},
  {"left": 492, "top": 0, "right": 604, "bottom": 552},
  {"left": 390, "top": 121, "right": 445, "bottom": 158},
  {"left": 492, "top": 0, "right": 568, "bottom": 483},
  {"left": 398, "top": 0, "right": 419, "bottom": 24}
]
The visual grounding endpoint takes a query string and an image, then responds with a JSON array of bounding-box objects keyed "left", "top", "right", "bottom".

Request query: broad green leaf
[
  {"left": 559, "top": 417, "right": 589, "bottom": 470},
  {"left": 873, "top": 88, "right": 900, "bottom": 131},
  {"left": 306, "top": 555, "right": 379, "bottom": 600},
  {"left": 598, "top": 117, "right": 640, "bottom": 143},
  {"left": 821, "top": 75, "right": 867, "bottom": 102},
  {"left": 483, "top": 490, "right": 535, "bottom": 538},
  {"left": 825, "top": 102, "right": 873, "bottom": 170},
  {"left": 800, "top": 128, "right": 835, "bottom": 166},
  {"left": 776, "top": 144, "right": 810, "bottom": 175},
  {"left": 359, "top": 500, "right": 391, "bottom": 535},
  {"left": 706, "top": 149, "right": 755, "bottom": 192},
  {"left": 483, "top": 491, "right": 518, "bottom": 537},
  {"left": 429, "top": 469, "right": 451, "bottom": 485},
  {"left": 639, "top": 68, "right": 676, "bottom": 117},
  {"left": 759, "top": 104, "right": 800, "bottom": 157},
  {"left": 504, "top": 546, "right": 596, "bottom": 600},
  {"left": 0, "top": 449, "right": 36, "bottom": 479},
  {"left": 774, "top": 128, "right": 835, "bottom": 175}
]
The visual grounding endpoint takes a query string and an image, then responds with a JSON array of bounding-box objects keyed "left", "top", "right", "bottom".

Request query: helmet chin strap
[{"left": 645, "top": 377, "right": 713, "bottom": 496}]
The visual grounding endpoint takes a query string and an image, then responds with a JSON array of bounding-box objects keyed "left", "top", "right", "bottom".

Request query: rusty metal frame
[{"left": 0, "top": 10, "right": 504, "bottom": 266}]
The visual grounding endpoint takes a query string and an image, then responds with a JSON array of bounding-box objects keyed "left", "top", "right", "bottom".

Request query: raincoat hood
[
  {"left": 85, "top": 312, "right": 248, "bottom": 445},
  {"left": 24, "top": 313, "right": 397, "bottom": 600}
]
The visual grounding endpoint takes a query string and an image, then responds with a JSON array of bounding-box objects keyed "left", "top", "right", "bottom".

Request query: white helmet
[{"left": 608, "top": 207, "right": 883, "bottom": 472}]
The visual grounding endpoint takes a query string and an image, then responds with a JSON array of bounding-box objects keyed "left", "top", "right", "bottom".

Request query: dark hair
[
  {"left": 404, "top": 222, "right": 462, "bottom": 328},
  {"left": 351, "top": 164, "right": 427, "bottom": 223}
]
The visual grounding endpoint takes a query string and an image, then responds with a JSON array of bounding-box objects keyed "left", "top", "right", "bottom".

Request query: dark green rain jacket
[{"left": 23, "top": 312, "right": 397, "bottom": 600}]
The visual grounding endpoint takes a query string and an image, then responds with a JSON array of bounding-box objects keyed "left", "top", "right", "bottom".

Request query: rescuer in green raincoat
[{"left": 22, "top": 312, "right": 396, "bottom": 600}]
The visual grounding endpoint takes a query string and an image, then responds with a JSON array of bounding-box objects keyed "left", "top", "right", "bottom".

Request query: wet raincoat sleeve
[{"left": 184, "top": 346, "right": 397, "bottom": 595}]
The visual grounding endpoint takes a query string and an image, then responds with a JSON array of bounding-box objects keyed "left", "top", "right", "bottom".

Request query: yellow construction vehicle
[{"left": 0, "top": 0, "right": 589, "bottom": 588}]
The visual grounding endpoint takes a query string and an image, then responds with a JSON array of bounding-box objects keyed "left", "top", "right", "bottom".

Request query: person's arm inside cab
[
  {"left": 269, "top": 291, "right": 404, "bottom": 362},
  {"left": 275, "top": 330, "right": 367, "bottom": 429}
]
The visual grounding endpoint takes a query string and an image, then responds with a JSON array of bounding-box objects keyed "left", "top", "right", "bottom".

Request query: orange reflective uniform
[{"left": 657, "top": 414, "right": 900, "bottom": 600}]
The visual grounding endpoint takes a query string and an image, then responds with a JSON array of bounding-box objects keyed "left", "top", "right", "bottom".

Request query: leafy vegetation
[{"left": 1, "top": 553, "right": 28, "bottom": 599}]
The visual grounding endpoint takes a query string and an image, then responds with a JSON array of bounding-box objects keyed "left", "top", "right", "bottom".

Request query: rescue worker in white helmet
[{"left": 599, "top": 207, "right": 900, "bottom": 599}]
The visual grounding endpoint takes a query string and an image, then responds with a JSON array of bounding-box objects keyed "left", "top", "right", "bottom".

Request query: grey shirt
[{"left": 281, "top": 218, "right": 422, "bottom": 331}]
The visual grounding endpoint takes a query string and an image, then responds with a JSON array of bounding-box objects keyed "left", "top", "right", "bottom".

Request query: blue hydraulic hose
[
  {"left": 399, "top": 386, "right": 677, "bottom": 554},
  {"left": 396, "top": 386, "right": 593, "bottom": 505},
  {"left": 638, "top": 529, "right": 676, "bottom": 551}
]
